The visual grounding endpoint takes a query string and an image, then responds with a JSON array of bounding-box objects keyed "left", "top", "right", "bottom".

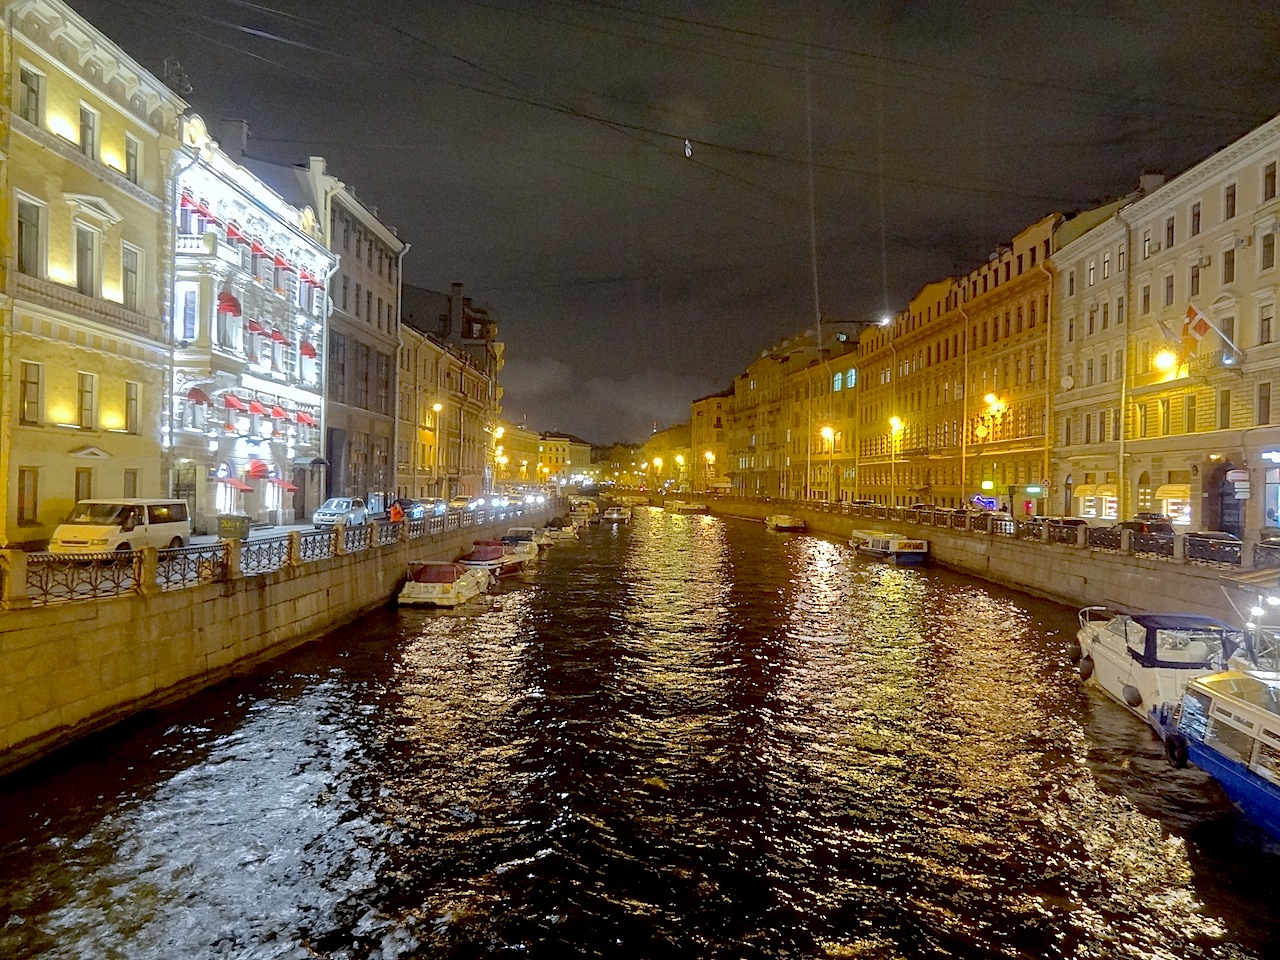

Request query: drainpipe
[
  {"left": 393, "top": 240, "right": 410, "bottom": 496},
  {"left": 1037, "top": 257, "right": 1055, "bottom": 514},
  {"left": 1116, "top": 206, "right": 1135, "bottom": 523}
]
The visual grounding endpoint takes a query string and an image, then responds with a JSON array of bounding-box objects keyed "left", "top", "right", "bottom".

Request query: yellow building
[
  {"left": 537, "top": 432, "right": 591, "bottom": 487},
  {"left": 1, "top": 0, "right": 186, "bottom": 546},
  {"left": 593, "top": 443, "right": 645, "bottom": 488},
  {"left": 641, "top": 423, "right": 691, "bottom": 492},
  {"left": 493, "top": 419, "right": 540, "bottom": 487},
  {"left": 690, "top": 389, "right": 732, "bottom": 493}
]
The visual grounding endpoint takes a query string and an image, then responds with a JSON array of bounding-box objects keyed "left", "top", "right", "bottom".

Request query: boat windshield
[
  {"left": 64, "top": 502, "right": 126, "bottom": 524},
  {"left": 1153, "top": 627, "right": 1225, "bottom": 664}
]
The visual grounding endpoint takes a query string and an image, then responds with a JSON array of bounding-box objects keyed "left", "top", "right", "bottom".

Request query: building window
[
  {"left": 182, "top": 289, "right": 198, "bottom": 341},
  {"left": 1143, "top": 230, "right": 1151, "bottom": 258},
  {"left": 1141, "top": 285, "right": 1150, "bottom": 314},
  {"left": 1223, "top": 247, "right": 1236, "bottom": 285},
  {"left": 1190, "top": 263, "right": 1200, "bottom": 297},
  {"left": 77, "top": 372, "right": 96, "bottom": 428},
  {"left": 1138, "top": 403, "right": 1150, "bottom": 438},
  {"left": 123, "top": 468, "right": 138, "bottom": 498},
  {"left": 1263, "top": 304, "right": 1275, "bottom": 345},
  {"left": 1118, "top": 246, "right": 1126, "bottom": 272},
  {"left": 1068, "top": 271, "right": 1075, "bottom": 296},
  {"left": 1185, "top": 394, "right": 1196, "bottom": 433},
  {"left": 125, "top": 381, "right": 139, "bottom": 434},
  {"left": 18, "top": 65, "right": 43, "bottom": 125},
  {"left": 121, "top": 244, "right": 141, "bottom": 311},
  {"left": 1264, "top": 232, "right": 1276, "bottom": 271},
  {"left": 1225, "top": 183, "right": 1237, "bottom": 219},
  {"left": 1165, "top": 216, "right": 1175, "bottom": 248},
  {"left": 124, "top": 134, "right": 141, "bottom": 184},
  {"left": 17, "top": 468, "right": 38, "bottom": 525},
  {"left": 1103, "top": 252, "right": 1110, "bottom": 279},
  {"left": 75, "top": 225, "right": 98, "bottom": 296},
  {"left": 354, "top": 282, "right": 362, "bottom": 317},
  {"left": 1117, "top": 296, "right": 1125, "bottom": 322},
  {"left": 1191, "top": 201, "right": 1201, "bottom": 236},
  {"left": 20, "top": 362, "right": 41, "bottom": 425},
  {"left": 17, "top": 197, "right": 43, "bottom": 277},
  {"left": 1267, "top": 162, "right": 1278, "bottom": 202},
  {"left": 1163, "top": 274, "right": 1174, "bottom": 307},
  {"left": 1260, "top": 382, "right": 1272, "bottom": 425},
  {"left": 1219, "top": 389, "right": 1231, "bottom": 430},
  {"left": 1085, "top": 359, "right": 1094, "bottom": 385},
  {"left": 79, "top": 103, "right": 99, "bottom": 159},
  {"left": 1088, "top": 261, "right": 1096, "bottom": 285},
  {"left": 1067, "top": 317, "right": 1074, "bottom": 342},
  {"left": 75, "top": 467, "right": 93, "bottom": 504},
  {"left": 1160, "top": 397, "right": 1170, "bottom": 435}
]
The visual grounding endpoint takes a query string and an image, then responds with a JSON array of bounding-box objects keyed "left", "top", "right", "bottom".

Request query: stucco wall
[{"left": 0, "top": 513, "right": 550, "bottom": 774}]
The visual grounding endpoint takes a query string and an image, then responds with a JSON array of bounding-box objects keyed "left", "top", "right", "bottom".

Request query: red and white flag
[{"left": 1180, "top": 302, "right": 1213, "bottom": 359}]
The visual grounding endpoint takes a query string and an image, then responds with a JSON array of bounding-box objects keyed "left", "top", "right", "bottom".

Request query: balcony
[{"left": 16, "top": 273, "right": 159, "bottom": 339}]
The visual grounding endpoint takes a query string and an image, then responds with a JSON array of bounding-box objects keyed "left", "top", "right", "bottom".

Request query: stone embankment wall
[
  {"left": 0, "top": 514, "right": 549, "bottom": 775},
  {"left": 712, "top": 501, "right": 1238, "bottom": 619}
]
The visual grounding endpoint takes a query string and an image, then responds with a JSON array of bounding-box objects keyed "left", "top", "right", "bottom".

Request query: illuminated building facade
[
  {"left": 690, "top": 389, "right": 732, "bottom": 493},
  {"left": 593, "top": 443, "right": 645, "bottom": 488},
  {"left": 1, "top": 0, "right": 186, "bottom": 546},
  {"left": 1054, "top": 114, "right": 1280, "bottom": 540},
  {"left": 640, "top": 423, "right": 691, "bottom": 493},
  {"left": 165, "top": 115, "right": 336, "bottom": 533},
  {"left": 539, "top": 431, "right": 592, "bottom": 486},
  {"left": 493, "top": 420, "right": 540, "bottom": 487}
]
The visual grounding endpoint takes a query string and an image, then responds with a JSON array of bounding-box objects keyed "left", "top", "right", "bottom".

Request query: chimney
[
  {"left": 309, "top": 156, "right": 327, "bottom": 176},
  {"left": 221, "top": 119, "right": 250, "bottom": 158},
  {"left": 1138, "top": 172, "right": 1166, "bottom": 195}
]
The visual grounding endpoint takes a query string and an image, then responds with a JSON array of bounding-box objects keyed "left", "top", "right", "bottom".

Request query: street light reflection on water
[{"left": 0, "top": 508, "right": 1277, "bottom": 958}]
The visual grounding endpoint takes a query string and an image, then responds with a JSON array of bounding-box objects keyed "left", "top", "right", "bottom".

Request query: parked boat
[
  {"left": 398, "top": 561, "right": 491, "bottom": 607},
  {"left": 666, "top": 500, "right": 708, "bottom": 513},
  {"left": 1072, "top": 607, "right": 1242, "bottom": 737},
  {"left": 505, "top": 525, "right": 551, "bottom": 550},
  {"left": 601, "top": 505, "right": 632, "bottom": 524},
  {"left": 458, "top": 540, "right": 525, "bottom": 577},
  {"left": 849, "top": 530, "right": 929, "bottom": 566},
  {"left": 500, "top": 528, "right": 542, "bottom": 562},
  {"left": 542, "top": 517, "right": 579, "bottom": 541},
  {"left": 764, "top": 514, "right": 806, "bottom": 532},
  {"left": 1168, "top": 669, "right": 1280, "bottom": 842},
  {"left": 569, "top": 498, "right": 600, "bottom": 527}
]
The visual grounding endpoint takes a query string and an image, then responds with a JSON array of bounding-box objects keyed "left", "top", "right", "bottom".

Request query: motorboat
[
  {"left": 569, "top": 498, "right": 600, "bottom": 527},
  {"left": 601, "top": 505, "right": 632, "bottom": 524},
  {"left": 849, "top": 530, "right": 929, "bottom": 566},
  {"left": 764, "top": 514, "right": 806, "bottom": 532},
  {"left": 505, "top": 525, "right": 551, "bottom": 551},
  {"left": 457, "top": 540, "right": 525, "bottom": 577},
  {"left": 665, "top": 500, "right": 708, "bottom": 513},
  {"left": 398, "top": 561, "right": 491, "bottom": 607},
  {"left": 542, "top": 516, "right": 579, "bottom": 542},
  {"left": 1072, "top": 607, "right": 1242, "bottom": 736},
  {"left": 1168, "top": 669, "right": 1280, "bottom": 843},
  {"left": 500, "top": 528, "right": 541, "bottom": 563}
]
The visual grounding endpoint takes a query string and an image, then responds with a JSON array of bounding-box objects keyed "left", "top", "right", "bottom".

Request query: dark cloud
[{"left": 77, "top": 0, "right": 1280, "bottom": 441}]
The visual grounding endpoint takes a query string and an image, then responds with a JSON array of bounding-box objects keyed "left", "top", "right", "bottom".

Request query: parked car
[
  {"left": 1024, "top": 515, "right": 1088, "bottom": 536},
  {"left": 449, "top": 495, "right": 480, "bottom": 512},
  {"left": 48, "top": 498, "right": 192, "bottom": 555},
  {"left": 1134, "top": 511, "right": 1174, "bottom": 524},
  {"left": 1113, "top": 519, "right": 1175, "bottom": 536},
  {"left": 1184, "top": 530, "right": 1242, "bottom": 562},
  {"left": 389, "top": 498, "right": 427, "bottom": 521},
  {"left": 420, "top": 497, "right": 448, "bottom": 516},
  {"left": 312, "top": 497, "right": 368, "bottom": 528}
]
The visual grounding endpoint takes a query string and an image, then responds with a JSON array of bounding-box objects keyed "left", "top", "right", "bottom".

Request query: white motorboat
[
  {"left": 457, "top": 540, "right": 525, "bottom": 577},
  {"left": 398, "top": 561, "right": 491, "bottom": 607},
  {"left": 542, "top": 517, "right": 579, "bottom": 541},
  {"left": 764, "top": 514, "right": 806, "bottom": 532},
  {"left": 569, "top": 498, "right": 600, "bottom": 527},
  {"left": 1072, "top": 606, "right": 1242, "bottom": 736},
  {"left": 500, "top": 528, "right": 542, "bottom": 562},
  {"left": 849, "top": 530, "right": 929, "bottom": 566},
  {"left": 601, "top": 505, "right": 632, "bottom": 524}
]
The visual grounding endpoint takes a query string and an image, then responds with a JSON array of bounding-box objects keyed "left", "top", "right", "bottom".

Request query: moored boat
[
  {"left": 458, "top": 540, "right": 525, "bottom": 577},
  {"left": 849, "top": 530, "right": 929, "bottom": 566},
  {"left": 1072, "top": 607, "right": 1242, "bottom": 737},
  {"left": 500, "top": 528, "right": 542, "bottom": 562},
  {"left": 542, "top": 516, "right": 579, "bottom": 541},
  {"left": 505, "top": 525, "right": 551, "bottom": 550},
  {"left": 1168, "top": 669, "right": 1280, "bottom": 842},
  {"left": 398, "top": 561, "right": 491, "bottom": 607},
  {"left": 764, "top": 514, "right": 806, "bottom": 532},
  {"left": 601, "top": 505, "right": 632, "bottom": 523}
]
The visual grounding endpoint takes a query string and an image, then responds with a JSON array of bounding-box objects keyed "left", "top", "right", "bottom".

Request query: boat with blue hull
[
  {"left": 1169, "top": 669, "right": 1280, "bottom": 842},
  {"left": 849, "top": 530, "right": 929, "bottom": 566}
]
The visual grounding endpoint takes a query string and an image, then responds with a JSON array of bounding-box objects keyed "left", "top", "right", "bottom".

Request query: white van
[{"left": 48, "top": 499, "right": 192, "bottom": 555}]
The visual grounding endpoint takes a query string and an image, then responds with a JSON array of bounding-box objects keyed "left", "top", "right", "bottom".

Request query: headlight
[{"left": 91, "top": 538, "right": 109, "bottom": 546}]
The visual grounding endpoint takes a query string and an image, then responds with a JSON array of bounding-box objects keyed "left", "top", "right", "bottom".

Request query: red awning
[
  {"left": 218, "top": 476, "right": 253, "bottom": 492},
  {"left": 299, "top": 340, "right": 318, "bottom": 358},
  {"left": 196, "top": 200, "right": 217, "bottom": 222},
  {"left": 223, "top": 394, "right": 247, "bottom": 411},
  {"left": 270, "top": 405, "right": 289, "bottom": 420},
  {"left": 269, "top": 478, "right": 299, "bottom": 492},
  {"left": 307, "top": 273, "right": 324, "bottom": 288},
  {"left": 225, "top": 221, "right": 245, "bottom": 243},
  {"left": 216, "top": 292, "right": 241, "bottom": 316},
  {"left": 250, "top": 239, "right": 268, "bottom": 256},
  {"left": 246, "top": 319, "right": 265, "bottom": 334},
  {"left": 298, "top": 268, "right": 314, "bottom": 284},
  {"left": 248, "top": 400, "right": 268, "bottom": 416},
  {"left": 270, "top": 330, "right": 292, "bottom": 345},
  {"left": 295, "top": 411, "right": 316, "bottom": 426},
  {"left": 179, "top": 192, "right": 197, "bottom": 210},
  {"left": 273, "top": 253, "right": 292, "bottom": 270},
  {"left": 186, "top": 386, "right": 211, "bottom": 404},
  {"left": 246, "top": 459, "right": 270, "bottom": 479}
]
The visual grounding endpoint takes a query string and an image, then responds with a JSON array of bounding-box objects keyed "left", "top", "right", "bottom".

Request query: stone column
[
  {"left": 0, "top": 550, "right": 31, "bottom": 608},
  {"left": 334, "top": 522, "right": 346, "bottom": 556},
  {"left": 140, "top": 547, "right": 160, "bottom": 595},
  {"left": 287, "top": 531, "right": 303, "bottom": 567}
]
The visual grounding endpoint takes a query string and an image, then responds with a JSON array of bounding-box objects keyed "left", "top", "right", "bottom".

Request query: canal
[{"left": 1, "top": 508, "right": 1277, "bottom": 958}]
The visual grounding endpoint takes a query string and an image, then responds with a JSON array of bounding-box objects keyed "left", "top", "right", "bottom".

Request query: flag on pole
[{"left": 1180, "top": 302, "right": 1213, "bottom": 360}]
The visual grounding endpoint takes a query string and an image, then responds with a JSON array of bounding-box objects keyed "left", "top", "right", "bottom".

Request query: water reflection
[{"left": 0, "top": 511, "right": 1276, "bottom": 958}]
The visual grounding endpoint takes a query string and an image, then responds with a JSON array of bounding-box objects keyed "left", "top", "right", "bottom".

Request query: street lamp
[
  {"left": 889, "top": 416, "right": 904, "bottom": 507},
  {"left": 820, "top": 425, "right": 835, "bottom": 502},
  {"left": 704, "top": 450, "right": 715, "bottom": 492},
  {"left": 675, "top": 454, "right": 685, "bottom": 490}
]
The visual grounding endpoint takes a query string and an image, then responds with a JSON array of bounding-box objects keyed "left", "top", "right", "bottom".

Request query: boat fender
[
  {"left": 1122, "top": 685, "right": 1143, "bottom": 709},
  {"left": 1066, "top": 640, "right": 1082, "bottom": 663},
  {"left": 1077, "top": 655, "right": 1094, "bottom": 681},
  {"left": 1166, "top": 733, "right": 1189, "bottom": 769}
]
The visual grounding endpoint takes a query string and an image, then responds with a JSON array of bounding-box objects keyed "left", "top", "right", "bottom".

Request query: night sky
[{"left": 75, "top": 0, "right": 1280, "bottom": 443}]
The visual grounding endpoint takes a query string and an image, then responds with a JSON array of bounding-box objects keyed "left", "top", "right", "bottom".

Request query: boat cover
[
  {"left": 1122, "top": 613, "right": 1243, "bottom": 668},
  {"left": 408, "top": 562, "right": 464, "bottom": 583}
]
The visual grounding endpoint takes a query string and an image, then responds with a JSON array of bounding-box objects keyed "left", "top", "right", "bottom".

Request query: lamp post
[
  {"left": 653, "top": 456, "right": 664, "bottom": 491},
  {"left": 820, "top": 425, "right": 834, "bottom": 502},
  {"left": 675, "top": 454, "right": 685, "bottom": 491},
  {"left": 889, "top": 416, "right": 904, "bottom": 507},
  {"left": 704, "top": 450, "right": 715, "bottom": 493},
  {"left": 974, "top": 393, "right": 1005, "bottom": 506}
]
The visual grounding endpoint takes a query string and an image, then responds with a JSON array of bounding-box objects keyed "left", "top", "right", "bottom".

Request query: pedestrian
[{"left": 389, "top": 500, "right": 405, "bottom": 524}]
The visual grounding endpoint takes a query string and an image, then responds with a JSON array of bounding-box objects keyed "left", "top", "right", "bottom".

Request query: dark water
[{"left": 2, "top": 509, "right": 1278, "bottom": 959}]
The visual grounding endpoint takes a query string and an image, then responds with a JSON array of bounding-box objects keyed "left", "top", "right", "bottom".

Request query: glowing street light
[
  {"left": 1154, "top": 349, "right": 1178, "bottom": 372},
  {"left": 820, "top": 426, "right": 835, "bottom": 501}
]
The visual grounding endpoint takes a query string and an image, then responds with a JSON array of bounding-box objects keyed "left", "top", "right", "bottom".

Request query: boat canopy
[
  {"left": 408, "top": 561, "right": 465, "bottom": 583},
  {"left": 462, "top": 542, "right": 507, "bottom": 562},
  {"left": 1118, "top": 613, "right": 1243, "bottom": 669}
]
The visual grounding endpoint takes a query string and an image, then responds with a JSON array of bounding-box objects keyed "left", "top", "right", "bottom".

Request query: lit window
[
  {"left": 122, "top": 244, "right": 141, "bottom": 311},
  {"left": 18, "top": 65, "right": 42, "bottom": 125},
  {"left": 79, "top": 103, "right": 99, "bottom": 159},
  {"left": 125, "top": 134, "right": 141, "bottom": 184}
]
